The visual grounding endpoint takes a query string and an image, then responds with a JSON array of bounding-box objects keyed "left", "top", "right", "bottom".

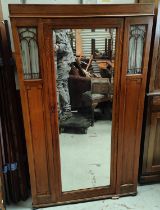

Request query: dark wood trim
[
  {"left": 32, "top": 191, "right": 137, "bottom": 209},
  {"left": 41, "top": 17, "right": 123, "bottom": 29},
  {"left": 9, "top": 4, "right": 154, "bottom": 18},
  {"left": 140, "top": 174, "right": 160, "bottom": 184}
]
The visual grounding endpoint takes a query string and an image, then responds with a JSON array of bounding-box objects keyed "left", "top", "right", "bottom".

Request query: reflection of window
[
  {"left": 73, "top": 29, "right": 116, "bottom": 59},
  {"left": 128, "top": 25, "right": 146, "bottom": 74},
  {"left": 18, "top": 28, "right": 40, "bottom": 80}
]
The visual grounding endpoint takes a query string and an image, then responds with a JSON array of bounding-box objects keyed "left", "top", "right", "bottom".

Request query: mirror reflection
[{"left": 53, "top": 28, "right": 116, "bottom": 192}]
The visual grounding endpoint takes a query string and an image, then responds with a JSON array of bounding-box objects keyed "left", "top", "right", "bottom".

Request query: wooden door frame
[
  {"left": 9, "top": 4, "right": 154, "bottom": 208},
  {"left": 43, "top": 17, "right": 123, "bottom": 204}
]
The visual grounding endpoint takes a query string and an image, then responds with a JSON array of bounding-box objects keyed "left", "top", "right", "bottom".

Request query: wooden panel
[
  {"left": 149, "top": 0, "right": 160, "bottom": 91},
  {"left": 26, "top": 83, "right": 49, "bottom": 195},
  {"left": 139, "top": 1, "right": 160, "bottom": 184},
  {"left": 154, "top": 39, "right": 160, "bottom": 89},
  {"left": 140, "top": 96, "right": 160, "bottom": 183},
  {"left": 153, "top": 118, "right": 160, "bottom": 165},
  {"left": 10, "top": 19, "right": 56, "bottom": 205},
  {"left": 140, "top": 174, "right": 160, "bottom": 183},
  {"left": 118, "top": 78, "right": 143, "bottom": 194},
  {"left": 117, "top": 16, "right": 153, "bottom": 194},
  {"left": 121, "top": 79, "right": 142, "bottom": 184},
  {"left": 8, "top": 4, "right": 154, "bottom": 18},
  {"left": 41, "top": 17, "right": 123, "bottom": 29},
  {"left": 152, "top": 96, "right": 160, "bottom": 106},
  {"left": 147, "top": 112, "right": 160, "bottom": 170}
]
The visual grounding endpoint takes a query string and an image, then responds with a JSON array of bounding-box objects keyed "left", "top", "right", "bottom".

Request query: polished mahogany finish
[{"left": 9, "top": 4, "right": 153, "bottom": 208}]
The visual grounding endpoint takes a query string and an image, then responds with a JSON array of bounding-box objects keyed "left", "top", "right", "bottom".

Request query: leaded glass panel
[
  {"left": 18, "top": 28, "right": 40, "bottom": 80},
  {"left": 128, "top": 25, "right": 146, "bottom": 74}
]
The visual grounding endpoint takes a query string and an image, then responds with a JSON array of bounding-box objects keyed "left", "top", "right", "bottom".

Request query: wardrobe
[
  {"left": 139, "top": 0, "right": 160, "bottom": 183},
  {"left": 9, "top": 3, "right": 154, "bottom": 208}
]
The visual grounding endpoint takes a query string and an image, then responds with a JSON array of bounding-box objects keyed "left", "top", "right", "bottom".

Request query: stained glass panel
[
  {"left": 18, "top": 28, "right": 40, "bottom": 80},
  {"left": 128, "top": 25, "right": 146, "bottom": 74}
]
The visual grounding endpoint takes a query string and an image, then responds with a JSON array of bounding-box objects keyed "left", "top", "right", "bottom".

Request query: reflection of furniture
[
  {"left": 59, "top": 112, "right": 90, "bottom": 134},
  {"left": 139, "top": 0, "right": 160, "bottom": 184},
  {"left": 68, "top": 75, "right": 91, "bottom": 110},
  {"left": 68, "top": 58, "right": 114, "bottom": 111},
  {"left": 97, "top": 59, "right": 114, "bottom": 70},
  {"left": 98, "top": 60, "right": 114, "bottom": 82},
  {"left": 82, "top": 78, "right": 113, "bottom": 125}
]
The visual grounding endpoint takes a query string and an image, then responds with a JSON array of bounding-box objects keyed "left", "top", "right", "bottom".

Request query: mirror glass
[{"left": 53, "top": 28, "right": 116, "bottom": 192}]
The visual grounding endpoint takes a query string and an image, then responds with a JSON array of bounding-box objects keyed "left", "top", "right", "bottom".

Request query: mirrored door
[{"left": 51, "top": 27, "right": 119, "bottom": 192}]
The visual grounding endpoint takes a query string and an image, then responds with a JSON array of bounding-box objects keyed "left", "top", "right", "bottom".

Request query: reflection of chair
[
  {"left": 82, "top": 78, "right": 113, "bottom": 126},
  {"left": 68, "top": 75, "right": 91, "bottom": 110}
]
